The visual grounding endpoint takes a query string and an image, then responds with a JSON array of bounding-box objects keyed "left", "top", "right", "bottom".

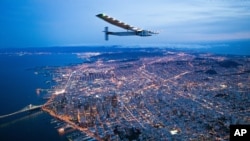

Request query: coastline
[
  {"left": 42, "top": 103, "right": 102, "bottom": 141},
  {"left": 0, "top": 52, "right": 85, "bottom": 141}
]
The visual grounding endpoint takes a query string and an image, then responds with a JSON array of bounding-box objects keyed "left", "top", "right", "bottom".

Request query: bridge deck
[{"left": 0, "top": 104, "right": 43, "bottom": 119}]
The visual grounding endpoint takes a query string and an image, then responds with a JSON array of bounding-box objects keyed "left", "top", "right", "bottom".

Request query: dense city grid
[{"left": 43, "top": 50, "right": 250, "bottom": 140}]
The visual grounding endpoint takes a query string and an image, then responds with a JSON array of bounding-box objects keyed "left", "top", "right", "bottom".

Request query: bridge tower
[{"left": 29, "top": 104, "right": 32, "bottom": 109}]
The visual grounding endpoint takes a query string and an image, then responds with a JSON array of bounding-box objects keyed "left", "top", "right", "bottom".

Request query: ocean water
[{"left": 0, "top": 53, "right": 83, "bottom": 141}]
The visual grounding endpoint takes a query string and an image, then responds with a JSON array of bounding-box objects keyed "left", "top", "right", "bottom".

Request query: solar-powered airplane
[{"left": 96, "top": 13, "right": 159, "bottom": 40}]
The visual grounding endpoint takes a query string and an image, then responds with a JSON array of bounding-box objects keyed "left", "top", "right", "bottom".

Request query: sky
[{"left": 0, "top": 0, "right": 250, "bottom": 48}]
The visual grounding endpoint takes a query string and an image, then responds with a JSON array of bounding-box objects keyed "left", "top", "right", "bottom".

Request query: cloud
[{"left": 152, "top": 0, "right": 250, "bottom": 42}]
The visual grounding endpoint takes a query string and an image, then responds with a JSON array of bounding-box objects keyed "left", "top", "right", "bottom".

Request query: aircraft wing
[{"left": 96, "top": 13, "right": 142, "bottom": 32}]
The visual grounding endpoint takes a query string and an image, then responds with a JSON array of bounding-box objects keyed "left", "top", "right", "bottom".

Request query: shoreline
[{"left": 42, "top": 104, "right": 102, "bottom": 141}]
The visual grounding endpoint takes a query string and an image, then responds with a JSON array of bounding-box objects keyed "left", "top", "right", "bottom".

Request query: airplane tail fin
[{"left": 104, "top": 27, "right": 109, "bottom": 41}]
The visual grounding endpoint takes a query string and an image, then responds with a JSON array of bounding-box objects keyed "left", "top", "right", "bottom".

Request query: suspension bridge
[{"left": 0, "top": 104, "right": 43, "bottom": 119}]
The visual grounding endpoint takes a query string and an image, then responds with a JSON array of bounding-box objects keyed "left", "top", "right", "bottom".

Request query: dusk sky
[{"left": 1, "top": 0, "right": 250, "bottom": 47}]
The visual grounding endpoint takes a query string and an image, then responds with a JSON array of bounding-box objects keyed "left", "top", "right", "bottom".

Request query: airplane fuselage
[{"left": 107, "top": 30, "right": 152, "bottom": 36}]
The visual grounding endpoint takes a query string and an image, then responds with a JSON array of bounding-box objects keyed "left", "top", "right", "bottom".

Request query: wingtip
[{"left": 96, "top": 13, "right": 106, "bottom": 17}]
